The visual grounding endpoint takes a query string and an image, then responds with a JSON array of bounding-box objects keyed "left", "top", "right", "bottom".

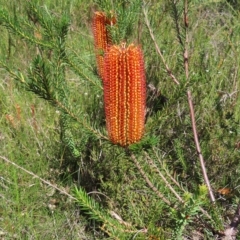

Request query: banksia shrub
[
  {"left": 103, "top": 43, "right": 146, "bottom": 146},
  {"left": 92, "top": 11, "right": 116, "bottom": 79}
]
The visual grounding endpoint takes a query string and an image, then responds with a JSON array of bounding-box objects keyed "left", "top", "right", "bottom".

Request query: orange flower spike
[
  {"left": 92, "top": 11, "right": 115, "bottom": 79},
  {"left": 103, "top": 43, "right": 146, "bottom": 146}
]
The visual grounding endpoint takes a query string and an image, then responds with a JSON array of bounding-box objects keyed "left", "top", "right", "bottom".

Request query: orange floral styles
[
  {"left": 92, "top": 11, "right": 116, "bottom": 79},
  {"left": 103, "top": 43, "right": 146, "bottom": 146}
]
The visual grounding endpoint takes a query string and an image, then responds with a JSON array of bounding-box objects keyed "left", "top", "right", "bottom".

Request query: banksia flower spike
[
  {"left": 103, "top": 43, "right": 146, "bottom": 146},
  {"left": 92, "top": 11, "right": 116, "bottom": 79}
]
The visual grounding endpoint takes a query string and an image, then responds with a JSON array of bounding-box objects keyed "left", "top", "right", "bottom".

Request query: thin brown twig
[
  {"left": 183, "top": 0, "right": 189, "bottom": 79},
  {"left": 187, "top": 91, "right": 215, "bottom": 203},
  {"left": 230, "top": 204, "right": 240, "bottom": 229},
  {"left": 0, "top": 155, "right": 77, "bottom": 201},
  {"left": 142, "top": 3, "right": 180, "bottom": 85},
  {"left": 222, "top": 204, "right": 240, "bottom": 240},
  {"left": 0, "top": 157, "right": 141, "bottom": 237}
]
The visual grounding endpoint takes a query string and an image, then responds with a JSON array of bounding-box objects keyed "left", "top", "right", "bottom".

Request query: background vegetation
[{"left": 0, "top": 0, "right": 239, "bottom": 239}]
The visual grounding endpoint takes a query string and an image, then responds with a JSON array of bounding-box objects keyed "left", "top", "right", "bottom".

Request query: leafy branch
[
  {"left": 74, "top": 186, "right": 141, "bottom": 239},
  {"left": 0, "top": 8, "right": 54, "bottom": 49},
  {"left": 0, "top": 3, "right": 106, "bottom": 158}
]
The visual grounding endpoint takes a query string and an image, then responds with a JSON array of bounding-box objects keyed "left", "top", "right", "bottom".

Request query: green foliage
[
  {"left": 0, "top": 0, "right": 240, "bottom": 239},
  {"left": 74, "top": 186, "right": 141, "bottom": 239},
  {"left": 0, "top": 2, "right": 103, "bottom": 161},
  {"left": 27, "top": 55, "right": 54, "bottom": 101},
  {"left": 94, "top": 0, "right": 142, "bottom": 44},
  {"left": 170, "top": 186, "right": 209, "bottom": 239}
]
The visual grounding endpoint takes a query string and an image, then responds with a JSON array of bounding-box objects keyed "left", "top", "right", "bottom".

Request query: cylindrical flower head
[
  {"left": 92, "top": 11, "right": 115, "bottom": 80},
  {"left": 103, "top": 43, "right": 146, "bottom": 146}
]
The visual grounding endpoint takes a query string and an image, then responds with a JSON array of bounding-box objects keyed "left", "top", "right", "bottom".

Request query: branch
[
  {"left": 187, "top": 91, "right": 215, "bottom": 203},
  {"left": 130, "top": 153, "right": 171, "bottom": 206},
  {"left": 0, "top": 10, "right": 54, "bottom": 49},
  {"left": 143, "top": 3, "right": 180, "bottom": 85},
  {"left": 144, "top": 152, "right": 183, "bottom": 203},
  {"left": 222, "top": 204, "right": 240, "bottom": 240},
  {"left": 151, "top": 149, "right": 213, "bottom": 220},
  {"left": 171, "top": 0, "right": 184, "bottom": 47},
  {"left": 0, "top": 155, "right": 77, "bottom": 201},
  {"left": 183, "top": 0, "right": 189, "bottom": 79},
  {"left": 54, "top": 100, "right": 108, "bottom": 140}
]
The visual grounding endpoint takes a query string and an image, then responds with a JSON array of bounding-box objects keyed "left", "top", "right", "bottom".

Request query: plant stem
[
  {"left": 144, "top": 152, "right": 183, "bottom": 203},
  {"left": 0, "top": 155, "right": 77, "bottom": 201},
  {"left": 183, "top": 0, "right": 189, "bottom": 80},
  {"left": 143, "top": 3, "right": 180, "bottom": 85},
  {"left": 187, "top": 91, "right": 215, "bottom": 203},
  {"left": 150, "top": 150, "right": 213, "bottom": 220},
  {"left": 130, "top": 153, "right": 171, "bottom": 206}
]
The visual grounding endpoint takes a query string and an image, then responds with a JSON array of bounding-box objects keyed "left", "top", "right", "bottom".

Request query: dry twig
[
  {"left": 187, "top": 91, "right": 215, "bottom": 203},
  {"left": 222, "top": 204, "right": 240, "bottom": 240},
  {"left": 0, "top": 155, "right": 77, "bottom": 201},
  {"left": 183, "top": 0, "right": 189, "bottom": 79},
  {"left": 143, "top": 3, "right": 180, "bottom": 85}
]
